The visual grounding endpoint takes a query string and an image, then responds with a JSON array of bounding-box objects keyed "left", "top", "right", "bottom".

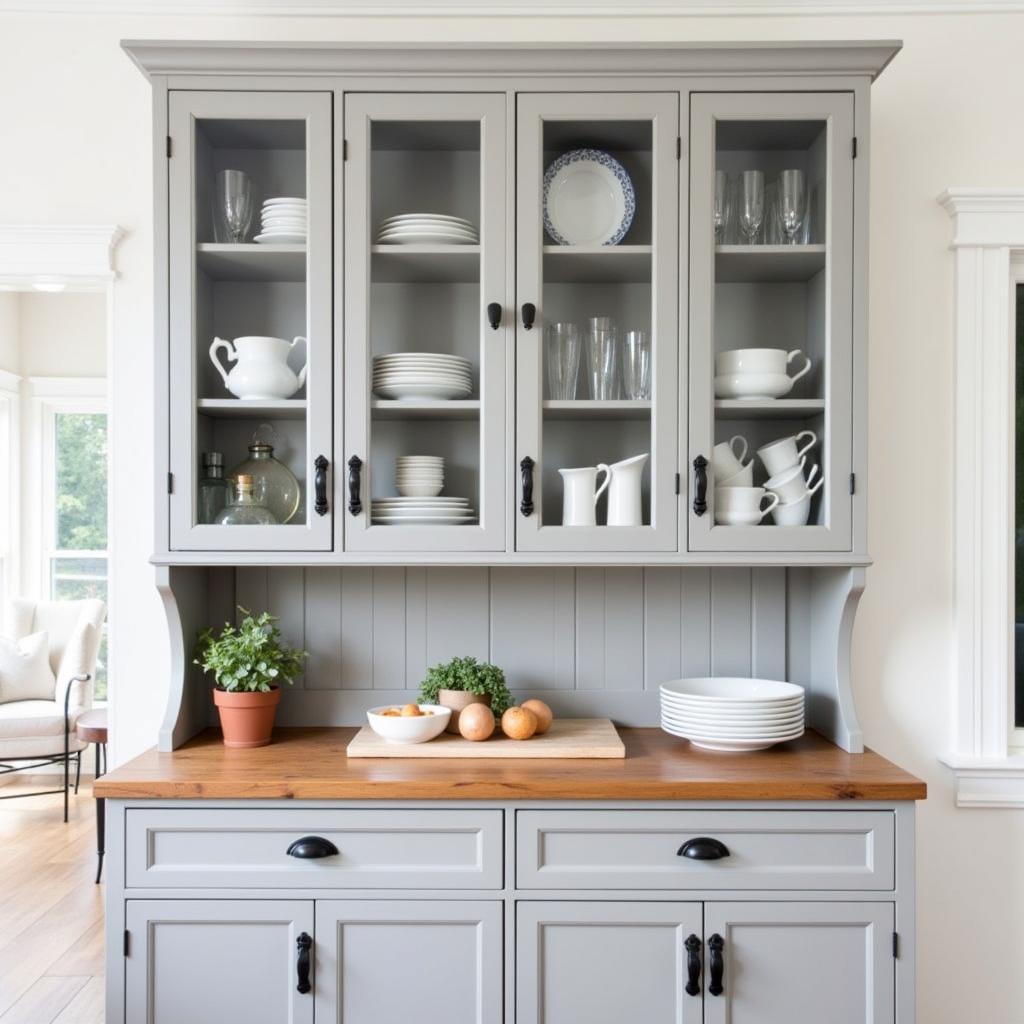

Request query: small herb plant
[
  {"left": 194, "top": 608, "right": 308, "bottom": 693},
  {"left": 418, "top": 656, "right": 513, "bottom": 715}
]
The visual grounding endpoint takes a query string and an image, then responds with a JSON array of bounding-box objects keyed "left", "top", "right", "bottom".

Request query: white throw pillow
[{"left": 0, "top": 631, "right": 56, "bottom": 704}]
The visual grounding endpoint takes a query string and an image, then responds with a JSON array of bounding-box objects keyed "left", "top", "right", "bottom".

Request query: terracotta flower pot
[
  {"left": 438, "top": 689, "right": 491, "bottom": 734},
  {"left": 213, "top": 687, "right": 281, "bottom": 748}
]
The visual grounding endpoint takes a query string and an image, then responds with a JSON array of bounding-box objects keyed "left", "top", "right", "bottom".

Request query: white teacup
[
  {"left": 714, "top": 486, "right": 779, "bottom": 525},
  {"left": 764, "top": 459, "right": 819, "bottom": 504},
  {"left": 757, "top": 430, "right": 817, "bottom": 478},
  {"left": 719, "top": 463, "right": 754, "bottom": 487},
  {"left": 711, "top": 435, "right": 748, "bottom": 481},
  {"left": 715, "top": 347, "right": 812, "bottom": 380},
  {"left": 771, "top": 476, "right": 824, "bottom": 526}
]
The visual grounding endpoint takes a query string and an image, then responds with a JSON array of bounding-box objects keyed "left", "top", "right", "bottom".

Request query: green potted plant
[
  {"left": 194, "top": 608, "right": 308, "bottom": 748},
  {"left": 418, "top": 656, "right": 513, "bottom": 734}
]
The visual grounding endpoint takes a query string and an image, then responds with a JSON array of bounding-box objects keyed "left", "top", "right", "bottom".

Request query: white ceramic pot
[
  {"left": 559, "top": 464, "right": 610, "bottom": 526},
  {"left": 210, "top": 335, "right": 308, "bottom": 400},
  {"left": 606, "top": 453, "right": 648, "bottom": 526}
]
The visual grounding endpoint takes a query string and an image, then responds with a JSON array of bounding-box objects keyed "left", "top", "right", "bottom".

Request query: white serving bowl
[
  {"left": 366, "top": 704, "right": 451, "bottom": 744},
  {"left": 660, "top": 677, "right": 805, "bottom": 702},
  {"left": 714, "top": 372, "right": 794, "bottom": 400},
  {"left": 397, "top": 482, "right": 444, "bottom": 497}
]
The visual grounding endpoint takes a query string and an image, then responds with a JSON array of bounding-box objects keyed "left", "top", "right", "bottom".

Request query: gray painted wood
[
  {"left": 125, "top": 807, "right": 504, "bottom": 890},
  {"left": 316, "top": 900, "right": 503, "bottom": 1024},
  {"left": 517, "top": 901, "right": 702, "bottom": 1024},
  {"left": 702, "top": 901, "right": 894, "bottom": 1024},
  {"left": 125, "top": 899, "right": 314, "bottom": 1024}
]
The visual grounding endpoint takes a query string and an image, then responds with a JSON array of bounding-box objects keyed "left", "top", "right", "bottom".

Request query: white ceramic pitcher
[
  {"left": 209, "top": 335, "right": 308, "bottom": 400},
  {"left": 606, "top": 452, "right": 648, "bottom": 526},
  {"left": 559, "top": 465, "right": 610, "bottom": 526}
]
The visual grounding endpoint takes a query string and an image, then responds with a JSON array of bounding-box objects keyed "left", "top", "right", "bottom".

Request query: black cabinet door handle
[
  {"left": 287, "top": 835, "right": 339, "bottom": 859},
  {"left": 313, "top": 455, "right": 329, "bottom": 516},
  {"left": 693, "top": 455, "right": 709, "bottom": 517},
  {"left": 684, "top": 934, "right": 701, "bottom": 996},
  {"left": 708, "top": 933, "right": 725, "bottom": 996},
  {"left": 521, "top": 302, "right": 536, "bottom": 330},
  {"left": 677, "top": 837, "right": 730, "bottom": 861},
  {"left": 347, "top": 455, "right": 362, "bottom": 516},
  {"left": 487, "top": 302, "right": 502, "bottom": 330},
  {"left": 520, "top": 456, "right": 535, "bottom": 516},
  {"left": 296, "top": 932, "right": 312, "bottom": 994}
]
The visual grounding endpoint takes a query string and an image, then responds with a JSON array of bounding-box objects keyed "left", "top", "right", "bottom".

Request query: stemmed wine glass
[
  {"left": 739, "top": 170, "right": 765, "bottom": 244},
  {"left": 214, "top": 169, "right": 255, "bottom": 244},
  {"left": 713, "top": 170, "right": 730, "bottom": 243},
  {"left": 779, "top": 169, "right": 806, "bottom": 245}
]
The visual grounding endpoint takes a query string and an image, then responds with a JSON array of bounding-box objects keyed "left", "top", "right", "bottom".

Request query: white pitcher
[
  {"left": 606, "top": 452, "right": 648, "bottom": 526},
  {"left": 559, "top": 465, "right": 610, "bottom": 526},
  {"left": 209, "top": 335, "right": 308, "bottom": 400}
]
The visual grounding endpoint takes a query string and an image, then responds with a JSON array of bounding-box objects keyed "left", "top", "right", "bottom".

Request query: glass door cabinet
[
  {"left": 167, "top": 91, "right": 333, "bottom": 551},
  {"left": 688, "top": 92, "right": 854, "bottom": 552},
  {"left": 515, "top": 93, "right": 679, "bottom": 552}
]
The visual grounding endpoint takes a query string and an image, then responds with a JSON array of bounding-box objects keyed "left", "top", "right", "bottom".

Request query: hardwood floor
[{"left": 0, "top": 778, "right": 104, "bottom": 1024}]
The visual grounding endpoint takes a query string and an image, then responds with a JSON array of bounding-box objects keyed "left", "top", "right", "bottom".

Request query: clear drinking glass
[
  {"left": 545, "top": 322, "right": 582, "bottom": 400},
  {"left": 621, "top": 330, "right": 651, "bottom": 401},
  {"left": 713, "top": 170, "right": 731, "bottom": 243},
  {"left": 214, "top": 169, "right": 255, "bottom": 244},
  {"left": 780, "top": 169, "right": 806, "bottom": 245},
  {"left": 586, "top": 316, "right": 618, "bottom": 401},
  {"left": 739, "top": 170, "right": 765, "bottom": 244}
]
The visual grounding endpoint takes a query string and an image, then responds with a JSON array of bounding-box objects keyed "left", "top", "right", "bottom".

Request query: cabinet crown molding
[{"left": 121, "top": 38, "right": 900, "bottom": 80}]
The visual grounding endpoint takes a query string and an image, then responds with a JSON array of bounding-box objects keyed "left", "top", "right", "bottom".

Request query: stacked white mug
[
  {"left": 757, "top": 430, "right": 823, "bottom": 525},
  {"left": 711, "top": 435, "right": 778, "bottom": 526}
]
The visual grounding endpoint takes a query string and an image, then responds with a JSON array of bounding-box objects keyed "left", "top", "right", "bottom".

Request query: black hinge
[
  {"left": 676, "top": 136, "right": 682, "bottom": 160},
  {"left": 124, "top": 929, "right": 130, "bottom": 956},
  {"left": 851, "top": 136, "right": 858, "bottom": 159},
  {"left": 674, "top": 472, "right": 681, "bottom": 495},
  {"left": 167, "top": 472, "right": 174, "bottom": 495},
  {"left": 849, "top": 472, "right": 856, "bottom": 495},
  {"left": 892, "top": 931, "right": 899, "bottom": 958},
  {"left": 166, "top": 136, "right": 172, "bottom": 159},
  {"left": 343, "top": 139, "right": 348, "bottom": 161}
]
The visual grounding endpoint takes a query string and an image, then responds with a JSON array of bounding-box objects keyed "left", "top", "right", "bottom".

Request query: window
[{"left": 1017, "top": 283, "right": 1024, "bottom": 730}]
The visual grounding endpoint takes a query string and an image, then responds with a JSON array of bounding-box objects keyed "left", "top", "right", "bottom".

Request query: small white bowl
[
  {"left": 397, "top": 482, "right": 444, "bottom": 497},
  {"left": 366, "top": 704, "right": 451, "bottom": 743}
]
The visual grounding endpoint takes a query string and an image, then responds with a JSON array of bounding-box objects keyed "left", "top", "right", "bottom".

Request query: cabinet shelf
[
  {"left": 370, "top": 399, "right": 480, "bottom": 420},
  {"left": 371, "top": 245, "right": 480, "bottom": 283},
  {"left": 543, "top": 245, "right": 652, "bottom": 283},
  {"left": 543, "top": 400, "right": 652, "bottom": 420},
  {"left": 196, "top": 243, "right": 306, "bottom": 282},
  {"left": 197, "top": 398, "right": 308, "bottom": 420},
  {"left": 714, "top": 399, "right": 825, "bottom": 420},
  {"left": 715, "top": 245, "right": 826, "bottom": 283}
]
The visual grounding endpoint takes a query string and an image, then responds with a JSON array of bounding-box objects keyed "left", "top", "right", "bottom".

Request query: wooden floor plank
[
  {"left": 52, "top": 977, "right": 103, "bottom": 1024},
  {"left": 0, "top": 976, "right": 87, "bottom": 1024}
]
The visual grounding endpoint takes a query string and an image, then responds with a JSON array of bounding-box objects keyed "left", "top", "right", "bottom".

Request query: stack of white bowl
[
  {"left": 373, "top": 353, "right": 473, "bottom": 401},
  {"left": 755, "top": 431, "right": 824, "bottom": 527},
  {"left": 255, "top": 197, "right": 307, "bottom": 245},
  {"left": 395, "top": 456, "right": 444, "bottom": 498},
  {"left": 660, "top": 677, "right": 805, "bottom": 752}
]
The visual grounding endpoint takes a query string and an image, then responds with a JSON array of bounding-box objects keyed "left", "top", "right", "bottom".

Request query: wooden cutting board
[{"left": 346, "top": 717, "right": 625, "bottom": 758}]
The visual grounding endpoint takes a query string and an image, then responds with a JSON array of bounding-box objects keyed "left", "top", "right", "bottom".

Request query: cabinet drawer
[
  {"left": 516, "top": 810, "right": 894, "bottom": 891},
  {"left": 126, "top": 808, "right": 503, "bottom": 889}
]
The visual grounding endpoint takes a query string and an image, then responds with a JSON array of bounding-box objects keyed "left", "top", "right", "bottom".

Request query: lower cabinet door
[
  {"left": 702, "top": 902, "right": 895, "bottom": 1024},
  {"left": 517, "top": 901, "right": 703, "bottom": 1024},
  {"left": 125, "top": 899, "right": 314, "bottom": 1024},
  {"left": 315, "top": 900, "right": 503, "bottom": 1024}
]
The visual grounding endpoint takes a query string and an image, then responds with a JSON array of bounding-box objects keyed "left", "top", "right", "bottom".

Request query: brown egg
[
  {"left": 521, "top": 699, "right": 553, "bottom": 735},
  {"left": 458, "top": 702, "right": 495, "bottom": 742},
  {"left": 400, "top": 703, "right": 423, "bottom": 717},
  {"left": 502, "top": 705, "right": 538, "bottom": 740}
]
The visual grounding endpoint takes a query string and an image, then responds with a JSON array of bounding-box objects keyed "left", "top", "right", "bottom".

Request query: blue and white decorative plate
[{"left": 543, "top": 148, "right": 636, "bottom": 246}]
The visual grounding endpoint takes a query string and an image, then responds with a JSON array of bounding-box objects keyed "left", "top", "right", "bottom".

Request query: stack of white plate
[
  {"left": 255, "top": 197, "right": 307, "bottom": 245},
  {"left": 371, "top": 496, "right": 477, "bottom": 526},
  {"left": 373, "top": 353, "right": 472, "bottom": 401},
  {"left": 659, "top": 677, "right": 805, "bottom": 752},
  {"left": 396, "top": 455, "right": 444, "bottom": 498},
  {"left": 376, "top": 213, "right": 478, "bottom": 246}
]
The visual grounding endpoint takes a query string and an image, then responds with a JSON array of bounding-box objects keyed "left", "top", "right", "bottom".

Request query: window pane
[
  {"left": 51, "top": 557, "right": 107, "bottom": 701},
  {"left": 1016, "top": 283, "right": 1024, "bottom": 727},
  {"left": 54, "top": 412, "right": 107, "bottom": 551}
]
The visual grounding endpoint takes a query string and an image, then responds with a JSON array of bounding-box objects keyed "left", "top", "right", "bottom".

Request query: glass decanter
[
  {"left": 215, "top": 474, "right": 278, "bottom": 526},
  {"left": 197, "top": 451, "right": 229, "bottom": 524},
  {"left": 228, "top": 435, "right": 300, "bottom": 525}
]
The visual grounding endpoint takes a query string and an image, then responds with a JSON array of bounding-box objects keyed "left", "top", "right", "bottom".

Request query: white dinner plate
[
  {"left": 661, "top": 693, "right": 803, "bottom": 711},
  {"left": 660, "top": 726, "right": 798, "bottom": 753},
  {"left": 254, "top": 232, "right": 307, "bottom": 245},
  {"left": 380, "top": 213, "right": 474, "bottom": 226},
  {"left": 378, "top": 217, "right": 476, "bottom": 229},
  {"left": 374, "top": 375, "right": 472, "bottom": 387},
  {"left": 375, "top": 356, "right": 472, "bottom": 367},
  {"left": 262, "top": 197, "right": 306, "bottom": 206},
  {"left": 543, "top": 148, "right": 635, "bottom": 246},
  {"left": 374, "top": 383, "right": 472, "bottom": 400},
  {"left": 376, "top": 353, "right": 470, "bottom": 364},
  {"left": 660, "top": 678, "right": 805, "bottom": 702},
  {"left": 371, "top": 508, "right": 476, "bottom": 518},
  {"left": 376, "top": 232, "right": 478, "bottom": 245},
  {"left": 660, "top": 703, "right": 804, "bottom": 721},
  {"left": 660, "top": 719, "right": 804, "bottom": 739},
  {"left": 371, "top": 516, "right": 478, "bottom": 525},
  {"left": 377, "top": 224, "right": 476, "bottom": 235},
  {"left": 661, "top": 712, "right": 804, "bottom": 729},
  {"left": 373, "top": 496, "right": 466, "bottom": 504}
]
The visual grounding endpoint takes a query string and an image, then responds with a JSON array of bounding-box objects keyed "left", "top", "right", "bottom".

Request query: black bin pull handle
[
  {"left": 287, "top": 835, "right": 340, "bottom": 859},
  {"left": 296, "top": 932, "right": 312, "bottom": 994},
  {"left": 313, "top": 455, "right": 329, "bottom": 516},
  {"left": 521, "top": 302, "right": 536, "bottom": 330},
  {"left": 693, "top": 455, "right": 709, "bottom": 517},
  {"left": 677, "top": 837, "right": 730, "bottom": 860},
  {"left": 347, "top": 455, "right": 363, "bottom": 516},
  {"left": 487, "top": 302, "right": 502, "bottom": 331},
  {"left": 708, "top": 933, "right": 725, "bottom": 997},
  {"left": 684, "top": 934, "right": 701, "bottom": 996},
  {"left": 520, "top": 456, "right": 535, "bottom": 517}
]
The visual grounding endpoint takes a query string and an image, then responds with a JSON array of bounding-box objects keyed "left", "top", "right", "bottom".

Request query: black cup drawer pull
[
  {"left": 287, "top": 835, "right": 339, "bottom": 859},
  {"left": 677, "top": 837, "right": 730, "bottom": 860},
  {"left": 296, "top": 932, "right": 312, "bottom": 994}
]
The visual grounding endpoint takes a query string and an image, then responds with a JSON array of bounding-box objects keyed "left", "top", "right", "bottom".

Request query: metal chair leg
[{"left": 74, "top": 751, "right": 81, "bottom": 794}]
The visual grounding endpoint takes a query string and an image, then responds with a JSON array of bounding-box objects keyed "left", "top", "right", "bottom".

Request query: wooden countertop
[{"left": 96, "top": 727, "right": 926, "bottom": 802}]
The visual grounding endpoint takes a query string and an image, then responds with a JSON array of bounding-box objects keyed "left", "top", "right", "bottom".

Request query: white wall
[
  {"left": 0, "top": 293, "right": 19, "bottom": 374},
  {"left": 0, "top": 9, "right": 1021, "bottom": 1020},
  {"left": 16, "top": 292, "right": 106, "bottom": 378}
]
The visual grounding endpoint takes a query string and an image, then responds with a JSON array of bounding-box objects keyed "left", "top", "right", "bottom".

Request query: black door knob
[
  {"left": 521, "top": 302, "right": 536, "bottom": 330},
  {"left": 487, "top": 302, "right": 502, "bottom": 330}
]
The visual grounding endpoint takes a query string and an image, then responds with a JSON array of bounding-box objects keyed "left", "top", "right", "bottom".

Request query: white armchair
[{"left": 0, "top": 598, "right": 106, "bottom": 820}]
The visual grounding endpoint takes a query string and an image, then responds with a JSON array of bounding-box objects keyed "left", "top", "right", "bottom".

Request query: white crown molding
[
  {"left": 3, "top": 0, "right": 1024, "bottom": 14},
  {"left": 0, "top": 224, "right": 125, "bottom": 291},
  {"left": 940, "top": 189, "right": 1024, "bottom": 248},
  {"left": 0, "top": 369, "right": 21, "bottom": 395}
]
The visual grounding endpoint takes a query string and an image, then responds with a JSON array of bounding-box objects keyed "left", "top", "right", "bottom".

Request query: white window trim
[
  {"left": 939, "top": 188, "right": 1024, "bottom": 807},
  {"left": 0, "top": 369, "right": 21, "bottom": 605}
]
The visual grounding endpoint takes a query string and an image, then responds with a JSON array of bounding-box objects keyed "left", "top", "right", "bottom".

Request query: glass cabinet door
[
  {"left": 167, "top": 90, "right": 333, "bottom": 551},
  {"left": 516, "top": 93, "right": 679, "bottom": 552},
  {"left": 688, "top": 92, "right": 854, "bottom": 552},
  {"left": 343, "top": 94, "right": 507, "bottom": 552}
]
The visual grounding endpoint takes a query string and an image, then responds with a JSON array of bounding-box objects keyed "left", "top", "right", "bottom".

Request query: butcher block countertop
[{"left": 96, "top": 727, "right": 926, "bottom": 802}]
